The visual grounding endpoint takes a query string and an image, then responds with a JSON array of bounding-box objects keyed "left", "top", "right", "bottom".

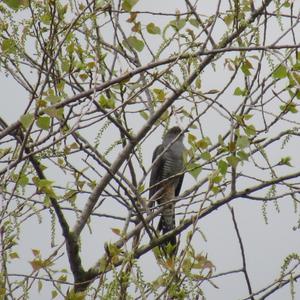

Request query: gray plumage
[{"left": 149, "top": 126, "right": 185, "bottom": 247}]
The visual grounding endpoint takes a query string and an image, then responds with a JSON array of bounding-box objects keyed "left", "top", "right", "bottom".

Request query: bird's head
[{"left": 164, "top": 126, "right": 187, "bottom": 142}]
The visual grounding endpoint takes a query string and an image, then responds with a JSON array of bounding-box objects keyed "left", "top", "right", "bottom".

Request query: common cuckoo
[{"left": 149, "top": 126, "right": 185, "bottom": 247}]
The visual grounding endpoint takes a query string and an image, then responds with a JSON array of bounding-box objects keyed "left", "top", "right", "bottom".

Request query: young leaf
[
  {"left": 189, "top": 18, "right": 199, "bottom": 28},
  {"left": 200, "top": 151, "right": 211, "bottom": 161},
  {"left": 237, "top": 150, "right": 249, "bottom": 161},
  {"left": 20, "top": 113, "right": 34, "bottom": 129},
  {"left": 226, "top": 155, "right": 239, "bottom": 168},
  {"left": 241, "top": 62, "right": 251, "bottom": 76},
  {"left": 236, "top": 135, "right": 250, "bottom": 149},
  {"left": 38, "top": 280, "right": 43, "bottom": 293},
  {"left": 1, "top": 38, "right": 17, "bottom": 53},
  {"left": 9, "top": 252, "right": 19, "bottom": 259},
  {"left": 234, "top": 87, "right": 247, "bottom": 96},
  {"left": 244, "top": 125, "right": 256, "bottom": 136},
  {"left": 188, "top": 133, "right": 196, "bottom": 144},
  {"left": 99, "top": 95, "right": 115, "bottom": 109},
  {"left": 111, "top": 228, "right": 121, "bottom": 236},
  {"left": 146, "top": 22, "right": 161, "bottom": 34},
  {"left": 218, "top": 160, "right": 228, "bottom": 175},
  {"left": 169, "top": 19, "right": 186, "bottom": 31},
  {"left": 153, "top": 88, "right": 165, "bottom": 101},
  {"left": 122, "top": 0, "right": 138, "bottom": 12},
  {"left": 279, "top": 156, "right": 292, "bottom": 167},
  {"left": 188, "top": 162, "right": 202, "bottom": 179},
  {"left": 45, "top": 95, "right": 61, "bottom": 104},
  {"left": 224, "top": 14, "right": 234, "bottom": 26},
  {"left": 272, "top": 65, "right": 287, "bottom": 79},
  {"left": 196, "top": 137, "right": 211, "bottom": 149},
  {"left": 18, "top": 173, "right": 29, "bottom": 186},
  {"left": 280, "top": 103, "right": 298, "bottom": 113},
  {"left": 139, "top": 111, "right": 149, "bottom": 120},
  {"left": 51, "top": 290, "right": 58, "bottom": 299},
  {"left": 37, "top": 116, "right": 50, "bottom": 130},
  {"left": 3, "top": 0, "right": 23, "bottom": 10},
  {"left": 123, "top": 36, "right": 144, "bottom": 52}
]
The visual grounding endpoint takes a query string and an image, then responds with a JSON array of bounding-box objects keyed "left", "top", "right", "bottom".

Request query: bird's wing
[
  {"left": 175, "top": 172, "right": 184, "bottom": 197},
  {"left": 149, "top": 144, "right": 164, "bottom": 200}
]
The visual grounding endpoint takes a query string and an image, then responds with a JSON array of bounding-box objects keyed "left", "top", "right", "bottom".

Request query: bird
[{"left": 149, "top": 126, "right": 185, "bottom": 248}]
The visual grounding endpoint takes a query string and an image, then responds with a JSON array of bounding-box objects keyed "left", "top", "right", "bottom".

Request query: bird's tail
[{"left": 158, "top": 204, "right": 176, "bottom": 246}]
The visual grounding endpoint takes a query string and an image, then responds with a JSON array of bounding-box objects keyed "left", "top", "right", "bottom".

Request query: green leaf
[
  {"left": 218, "top": 135, "right": 224, "bottom": 145},
  {"left": 37, "top": 116, "right": 50, "bottom": 130},
  {"left": 43, "top": 196, "right": 51, "bottom": 208},
  {"left": 45, "top": 95, "right": 61, "bottom": 104},
  {"left": 38, "top": 280, "right": 43, "bottom": 293},
  {"left": 32, "top": 249, "right": 40, "bottom": 257},
  {"left": 224, "top": 14, "right": 234, "bottom": 26},
  {"left": 20, "top": 113, "right": 34, "bottom": 129},
  {"left": 40, "top": 13, "right": 51, "bottom": 25},
  {"left": 3, "top": 0, "right": 21, "bottom": 10},
  {"left": 153, "top": 88, "right": 165, "bottom": 101},
  {"left": 99, "top": 95, "right": 115, "bottom": 109},
  {"left": 211, "top": 186, "right": 221, "bottom": 194},
  {"left": 243, "top": 114, "right": 253, "bottom": 120},
  {"left": 57, "top": 3, "right": 68, "bottom": 18},
  {"left": 107, "top": 243, "right": 122, "bottom": 257},
  {"left": 234, "top": 87, "right": 247, "bottom": 96},
  {"left": 1, "top": 38, "right": 17, "bottom": 54},
  {"left": 212, "top": 175, "right": 222, "bottom": 184},
  {"left": 58, "top": 274, "right": 67, "bottom": 282},
  {"left": 200, "top": 151, "right": 211, "bottom": 161},
  {"left": 18, "top": 173, "right": 29, "bottom": 186},
  {"left": 279, "top": 156, "right": 292, "bottom": 167},
  {"left": 188, "top": 133, "right": 196, "bottom": 144},
  {"left": 146, "top": 22, "right": 161, "bottom": 34},
  {"left": 292, "top": 62, "right": 300, "bottom": 72},
  {"left": 0, "top": 287, "right": 6, "bottom": 299},
  {"left": 244, "top": 124, "right": 256, "bottom": 136},
  {"left": 293, "top": 72, "right": 300, "bottom": 85},
  {"left": 43, "top": 107, "right": 64, "bottom": 120},
  {"left": 30, "top": 257, "right": 53, "bottom": 271},
  {"left": 61, "top": 58, "right": 71, "bottom": 72},
  {"left": 33, "top": 177, "right": 55, "bottom": 197},
  {"left": 139, "top": 111, "right": 148, "bottom": 120},
  {"left": 195, "top": 78, "right": 201, "bottom": 88},
  {"left": 196, "top": 137, "right": 211, "bottom": 149},
  {"left": 35, "top": 178, "right": 53, "bottom": 189},
  {"left": 0, "top": 148, "right": 11, "bottom": 159},
  {"left": 272, "top": 65, "right": 287, "bottom": 79},
  {"left": 218, "top": 160, "right": 228, "bottom": 175},
  {"left": 169, "top": 19, "right": 186, "bottom": 31},
  {"left": 65, "top": 289, "right": 85, "bottom": 300},
  {"left": 123, "top": 36, "right": 144, "bottom": 52},
  {"left": 189, "top": 18, "right": 199, "bottom": 28},
  {"left": 280, "top": 103, "right": 298, "bottom": 113},
  {"left": 111, "top": 228, "right": 122, "bottom": 236},
  {"left": 236, "top": 135, "right": 250, "bottom": 149},
  {"left": 51, "top": 290, "right": 58, "bottom": 299},
  {"left": 241, "top": 60, "right": 253, "bottom": 76},
  {"left": 226, "top": 155, "right": 239, "bottom": 168},
  {"left": 237, "top": 150, "right": 249, "bottom": 161},
  {"left": 122, "top": 0, "right": 138, "bottom": 11},
  {"left": 188, "top": 162, "right": 202, "bottom": 179},
  {"left": 9, "top": 252, "right": 19, "bottom": 259}
]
